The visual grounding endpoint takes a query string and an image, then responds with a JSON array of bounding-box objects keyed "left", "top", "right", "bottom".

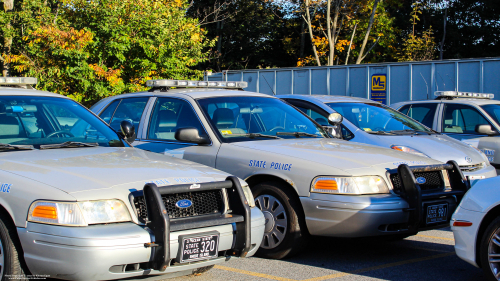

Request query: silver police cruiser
[
  {"left": 0, "top": 77, "right": 264, "bottom": 280},
  {"left": 391, "top": 91, "right": 500, "bottom": 172},
  {"left": 277, "top": 94, "right": 496, "bottom": 181},
  {"left": 91, "top": 79, "right": 473, "bottom": 260}
]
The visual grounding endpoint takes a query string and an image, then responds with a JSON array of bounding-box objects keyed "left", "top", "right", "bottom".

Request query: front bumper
[
  {"left": 463, "top": 164, "right": 497, "bottom": 183},
  {"left": 302, "top": 161, "right": 469, "bottom": 238},
  {"left": 18, "top": 177, "right": 265, "bottom": 281},
  {"left": 18, "top": 207, "right": 265, "bottom": 281}
]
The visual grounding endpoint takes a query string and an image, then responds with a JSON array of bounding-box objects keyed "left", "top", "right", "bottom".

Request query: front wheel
[
  {"left": 253, "top": 182, "right": 308, "bottom": 259},
  {"left": 480, "top": 216, "right": 500, "bottom": 281},
  {"left": 0, "top": 213, "right": 29, "bottom": 281}
]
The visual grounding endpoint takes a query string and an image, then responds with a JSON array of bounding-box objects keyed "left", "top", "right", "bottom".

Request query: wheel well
[
  {"left": 0, "top": 204, "right": 16, "bottom": 230},
  {"left": 476, "top": 204, "right": 500, "bottom": 268},
  {"left": 245, "top": 174, "right": 309, "bottom": 233}
]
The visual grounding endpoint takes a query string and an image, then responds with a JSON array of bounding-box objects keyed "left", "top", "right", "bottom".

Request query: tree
[{"left": 1, "top": 0, "right": 213, "bottom": 106}]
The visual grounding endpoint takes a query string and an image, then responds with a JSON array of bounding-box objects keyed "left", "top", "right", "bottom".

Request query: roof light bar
[
  {"left": 146, "top": 79, "right": 247, "bottom": 89},
  {"left": 435, "top": 91, "right": 494, "bottom": 99},
  {"left": 0, "top": 77, "right": 37, "bottom": 86}
]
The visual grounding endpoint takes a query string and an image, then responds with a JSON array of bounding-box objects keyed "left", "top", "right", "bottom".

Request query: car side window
[
  {"left": 99, "top": 99, "right": 120, "bottom": 124},
  {"left": 106, "top": 98, "right": 149, "bottom": 132},
  {"left": 398, "top": 105, "right": 411, "bottom": 115},
  {"left": 442, "top": 104, "right": 490, "bottom": 134},
  {"left": 147, "top": 98, "right": 205, "bottom": 141},
  {"left": 286, "top": 100, "right": 329, "bottom": 126},
  {"left": 404, "top": 103, "right": 437, "bottom": 128}
]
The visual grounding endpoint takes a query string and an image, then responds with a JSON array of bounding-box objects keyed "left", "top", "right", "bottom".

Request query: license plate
[
  {"left": 179, "top": 233, "right": 219, "bottom": 263},
  {"left": 426, "top": 203, "right": 448, "bottom": 224}
]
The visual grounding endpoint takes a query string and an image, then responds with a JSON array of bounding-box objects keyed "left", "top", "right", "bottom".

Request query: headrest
[
  {"left": 213, "top": 108, "right": 234, "bottom": 128},
  {"left": 0, "top": 115, "right": 20, "bottom": 136},
  {"left": 158, "top": 110, "right": 177, "bottom": 128}
]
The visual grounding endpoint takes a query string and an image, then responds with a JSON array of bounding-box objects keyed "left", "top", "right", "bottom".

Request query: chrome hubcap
[
  {"left": 488, "top": 229, "right": 500, "bottom": 279},
  {"left": 255, "top": 194, "right": 287, "bottom": 249}
]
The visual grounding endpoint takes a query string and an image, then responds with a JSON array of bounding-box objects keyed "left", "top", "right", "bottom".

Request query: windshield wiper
[
  {"left": 229, "top": 133, "right": 281, "bottom": 139},
  {"left": 40, "top": 141, "right": 99, "bottom": 150},
  {"left": 0, "top": 143, "right": 35, "bottom": 151},
  {"left": 366, "top": 131, "right": 396, "bottom": 135},
  {"left": 276, "top": 131, "right": 320, "bottom": 138},
  {"left": 390, "top": 129, "right": 431, "bottom": 135}
]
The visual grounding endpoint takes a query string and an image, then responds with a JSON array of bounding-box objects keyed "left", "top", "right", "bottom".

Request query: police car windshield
[
  {"left": 0, "top": 96, "right": 124, "bottom": 148},
  {"left": 198, "top": 96, "right": 327, "bottom": 143},
  {"left": 481, "top": 104, "right": 500, "bottom": 126},
  {"left": 325, "top": 102, "right": 432, "bottom": 134}
]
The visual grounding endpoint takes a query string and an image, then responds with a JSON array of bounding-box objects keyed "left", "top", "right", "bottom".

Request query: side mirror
[
  {"left": 120, "top": 120, "right": 136, "bottom": 143},
  {"left": 328, "top": 113, "right": 343, "bottom": 125},
  {"left": 476, "top": 124, "right": 498, "bottom": 136},
  {"left": 323, "top": 125, "right": 343, "bottom": 140},
  {"left": 175, "top": 127, "right": 210, "bottom": 145}
]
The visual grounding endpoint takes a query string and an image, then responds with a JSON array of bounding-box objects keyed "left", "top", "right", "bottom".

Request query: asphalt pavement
[{"left": 166, "top": 227, "right": 485, "bottom": 281}]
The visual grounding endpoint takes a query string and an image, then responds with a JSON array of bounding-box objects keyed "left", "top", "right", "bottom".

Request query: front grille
[
  {"left": 390, "top": 171, "right": 444, "bottom": 193},
  {"left": 133, "top": 190, "right": 224, "bottom": 221},
  {"left": 460, "top": 162, "right": 484, "bottom": 173}
]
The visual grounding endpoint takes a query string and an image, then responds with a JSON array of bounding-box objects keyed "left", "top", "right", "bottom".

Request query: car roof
[
  {"left": 394, "top": 98, "right": 500, "bottom": 106},
  {"left": 108, "top": 88, "right": 275, "bottom": 100},
  {"left": 277, "top": 94, "right": 374, "bottom": 104},
  {"left": 0, "top": 87, "right": 70, "bottom": 99}
]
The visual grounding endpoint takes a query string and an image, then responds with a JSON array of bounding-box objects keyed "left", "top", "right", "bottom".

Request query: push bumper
[
  {"left": 302, "top": 161, "right": 469, "bottom": 238},
  {"left": 18, "top": 177, "right": 265, "bottom": 281}
]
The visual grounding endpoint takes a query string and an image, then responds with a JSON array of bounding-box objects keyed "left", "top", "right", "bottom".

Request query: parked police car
[
  {"left": 278, "top": 94, "right": 495, "bottom": 181},
  {"left": 451, "top": 176, "right": 500, "bottom": 281},
  {"left": 91, "top": 79, "right": 472, "bottom": 260},
  {"left": 0, "top": 77, "right": 264, "bottom": 280},
  {"left": 392, "top": 91, "right": 500, "bottom": 172}
]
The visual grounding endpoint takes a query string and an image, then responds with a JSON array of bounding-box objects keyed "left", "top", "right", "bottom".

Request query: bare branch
[{"left": 360, "top": 36, "right": 380, "bottom": 61}]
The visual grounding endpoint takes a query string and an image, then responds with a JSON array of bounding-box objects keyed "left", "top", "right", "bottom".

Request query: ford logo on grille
[
  {"left": 175, "top": 199, "right": 192, "bottom": 208},
  {"left": 416, "top": 177, "right": 426, "bottom": 184}
]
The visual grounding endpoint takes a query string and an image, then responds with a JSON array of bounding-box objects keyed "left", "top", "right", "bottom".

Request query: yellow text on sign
[{"left": 371, "top": 75, "right": 386, "bottom": 91}]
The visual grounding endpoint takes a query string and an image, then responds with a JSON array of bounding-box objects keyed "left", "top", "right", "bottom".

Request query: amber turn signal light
[
  {"left": 32, "top": 206, "right": 57, "bottom": 219},
  {"left": 314, "top": 180, "right": 338, "bottom": 190}
]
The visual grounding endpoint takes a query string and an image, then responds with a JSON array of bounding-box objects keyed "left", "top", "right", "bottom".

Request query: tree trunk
[
  {"left": 3, "top": 0, "right": 14, "bottom": 77},
  {"left": 356, "top": 0, "right": 380, "bottom": 64},
  {"left": 439, "top": 8, "right": 447, "bottom": 60},
  {"left": 345, "top": 23, "right": 357, "bottom": 65},
  {"left": 304, "top": 0, "right": 321, "bottom": 66}
]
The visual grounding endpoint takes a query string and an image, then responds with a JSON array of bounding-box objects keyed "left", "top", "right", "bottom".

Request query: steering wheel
[
  {"left": 269, "top": 126, "right": 286, "bottom": 132},
  {"left": 46, "top": 130, "right": 75, "bottom": 138}
]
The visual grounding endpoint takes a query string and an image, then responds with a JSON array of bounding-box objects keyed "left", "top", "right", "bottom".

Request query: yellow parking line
[
  {"left": 301, "top": 252, "right": 454, "bottom": 281},
  {"left": 416, "top": 234, "right": 454, "bottom": 241},
  {"left": 214, "top": 265, "right": 296, "bottom": 281}
]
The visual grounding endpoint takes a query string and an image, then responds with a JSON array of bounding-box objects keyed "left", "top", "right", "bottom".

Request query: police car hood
[
  {"left": 0, "top": 147, "right": 230, "bottom": 194},
  {"left": 232, "top": 138, "right": 442, "bottom": 171},
  {"left": 371, "top": 133, "right": 487, "bottom": 166}
]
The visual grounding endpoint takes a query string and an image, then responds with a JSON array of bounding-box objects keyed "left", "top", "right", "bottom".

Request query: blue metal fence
[{"left": 205, "top": 57, "right": 500, "bottom": 104}]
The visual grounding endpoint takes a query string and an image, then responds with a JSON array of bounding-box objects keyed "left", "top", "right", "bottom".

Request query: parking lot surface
[{"left": 166, "top": 228, "right": 484, "bottom": 281}]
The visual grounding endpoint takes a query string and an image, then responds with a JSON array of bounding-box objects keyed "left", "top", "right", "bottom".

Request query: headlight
[
  {"left": 391, "top": 145, "right": 429, "bottom": 158},
  {"left": 311, "top": 176, "right": 389, "bottom": 194},
  {"left": 241, "top": 184, "right": 256, "bottom": 208},
  {"left": 28, "top": 199, "right": 131, "bottom": 226}
]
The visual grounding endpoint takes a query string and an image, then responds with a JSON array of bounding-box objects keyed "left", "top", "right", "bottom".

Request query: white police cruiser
[
  {"left": 0, "top": 77, "right": 264, "bottom": 280},
  {"left": 392, "top": 91, "right": 500, "bottom": 172},
  {"left": 451, "top": 176, "right": 500, "bottom": 281},
  {"left": 91, "top": 79, "right": 473, "bottom": 259},
  {"left": 278, "top": 94, "right": 496, "bottom": 181}
]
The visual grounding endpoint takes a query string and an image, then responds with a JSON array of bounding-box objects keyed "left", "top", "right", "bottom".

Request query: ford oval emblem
[
  {"left": 465, "top": 156, "right": 473, "bottom": 163},
  {"left": 416, "top": 177, "right": 426, "bottom": 184},
  {"left": 175, "top": 199, "right": 192, "bottom": 208}
]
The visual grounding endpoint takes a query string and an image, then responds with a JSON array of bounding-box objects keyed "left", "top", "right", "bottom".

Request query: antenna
[
  {"left": 420, "top": 73, "right": 429, "bottom": 99},
  {"left": 262, "top": 75, "right": 275, "bottom": 95},
  {"left": 436, "top": 71, "right": 446, "bottom": 91},
  {"left": 445, "top": 74, "right": 456, "bottom": 91}
]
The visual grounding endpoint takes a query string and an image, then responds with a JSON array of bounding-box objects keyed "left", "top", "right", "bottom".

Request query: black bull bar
[
  {"left": 130, "top": 176, "right": 251, "bottom": 272},
  {"left": 390, "top": 160, "right": 470, "bottom": 233}
]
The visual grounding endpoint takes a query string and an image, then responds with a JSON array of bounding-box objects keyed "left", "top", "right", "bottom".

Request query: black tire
[
  {"left": 252, "top": 181, "right": 308, "bottom": 259},
  {"left": 0, "top": 213, "right": 29, "bottom": 281},
  {"left": 189, "top": 265, "right": 214, "bottom": 276},
  {"left": 480, "top": 216, "right": 500, "bottom": 281}
]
